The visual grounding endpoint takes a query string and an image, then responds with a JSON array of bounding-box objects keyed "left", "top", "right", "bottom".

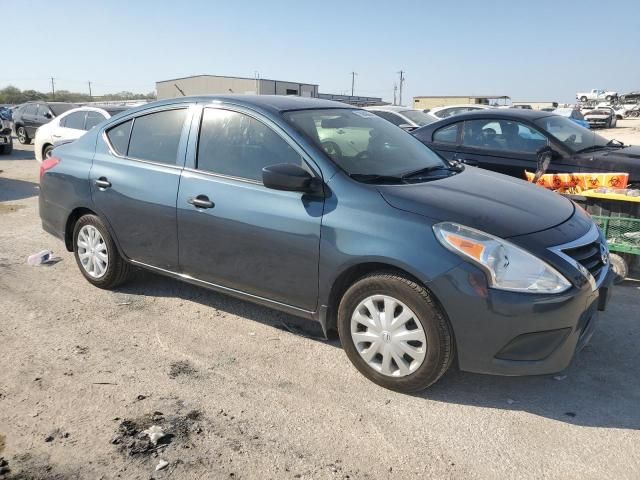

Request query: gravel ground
[{"left": 1, "top": 123, "right": 640, "bottom": 479}]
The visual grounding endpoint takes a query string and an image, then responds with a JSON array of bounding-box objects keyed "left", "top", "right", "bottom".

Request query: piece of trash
[
  {"left": 44, "top": 434, "right": 54, "bottom": 443},
  {"left": 248, "top": 332, "right": 256, "bottom": 336},
  {"left": 142, "top": 425, "right": 167, "bottom": 445},
  {"left": 553, "top": 375, "right": 567, "bottom": 381},
  {"left": 507, "top": 398, "right": 515, "bottom": 405},
  {"left": 155, "top": 459, "right": 169, "bottom": 471},
  {"left": 27, "top": 250, "right": 54, "bottom": 266},
  {"left": 137, "top": 394, "right": 147, "bottom": 401},
  {"left": 116, "top": 302, "right": 132, "bottom": 306}
]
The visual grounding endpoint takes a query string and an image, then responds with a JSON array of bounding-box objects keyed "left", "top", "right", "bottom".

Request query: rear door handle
[
  {"left": 95, "top": 177, "right": 112, "bottom": 189},
  {"left": 188, "top": 195, "right": 214, "bottom": 209}
]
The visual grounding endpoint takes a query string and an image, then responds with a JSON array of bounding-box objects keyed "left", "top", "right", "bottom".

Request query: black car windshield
[
  {"left": 399, "top": 109, "right": 436, "bottom": 126},
  {"left": 534, "top": 115, "right": 608, "bottom": 153},
  {"left": 282, "top": 108, "right": 447, "bottom": 178}
]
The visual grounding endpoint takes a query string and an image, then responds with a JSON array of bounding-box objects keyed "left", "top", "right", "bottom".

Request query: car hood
[
  {"left": 377, "top": 167, "right": 575, "bottom": 238},
  {"left": 573, "top": 146, "right": 640, "bottom": 180}
]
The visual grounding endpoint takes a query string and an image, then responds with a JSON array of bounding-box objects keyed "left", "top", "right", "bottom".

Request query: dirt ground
[{"left": 1, "top": 121, "right": 640, "bottom": 479}]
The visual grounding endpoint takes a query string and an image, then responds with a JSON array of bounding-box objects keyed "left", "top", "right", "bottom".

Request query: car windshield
[
  {"left": 49, "top": 103, "right": 78, "bottom": 116},
  {"left": 282, "top": 108, "right": 447, "bottom": 178},
  {"left": 399, "top": 109, "right": 436, "bottom": 126},
  {"left": 535, "top": 115, "right": 608, "bottom": 152}
]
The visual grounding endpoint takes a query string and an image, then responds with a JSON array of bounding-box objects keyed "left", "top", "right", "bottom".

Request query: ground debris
[
  {"left": 169, "top": 360, "right": 197, "bottom": 379},
  {"left": 155, "top": 459, "right": 169, "bottom": 471}
]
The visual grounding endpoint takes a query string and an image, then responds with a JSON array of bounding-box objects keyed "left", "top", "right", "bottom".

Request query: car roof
[
  {"left": 135, "top": 95, "right": 353, "bottom": 114},
  {"left": 431, "top": 108, "right": 554, "bottom": 121},
  {"left": 364, "top": 105, "right": 415, "bottom": 113},
  {"left": 430, "top": 104, "right": 491, "bottom": 111}
]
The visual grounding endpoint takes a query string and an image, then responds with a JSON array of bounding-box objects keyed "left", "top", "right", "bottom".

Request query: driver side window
[{"left": 197, "top": 108, "right": 303, "bottom": 182}]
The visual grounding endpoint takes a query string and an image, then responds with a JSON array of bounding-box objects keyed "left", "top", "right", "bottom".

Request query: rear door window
[
  {"left": 85, "top": 111, "right": 107, "bottom": 130},
  {"left": 106, "top": 119, "right": 133, "bottom": 156},
  {"left": 37, "top": 104, "right": 52, "bottom": 118},
  {"left": 127, "top": 109, "right": 187, "bottom": 164},
  {"left": 61, "top": 111, "right": 87, "bottom": 130},
  {"left": 433, "top": 123, "right": 459, "bottom": 144},
  {"left": 463, "top": 119, "right": 547, "bottom": 153}
]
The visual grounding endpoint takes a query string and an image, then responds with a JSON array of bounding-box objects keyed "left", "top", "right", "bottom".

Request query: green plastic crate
[{"left": 592, "top": 215, "right": 640, "bottom": 256}]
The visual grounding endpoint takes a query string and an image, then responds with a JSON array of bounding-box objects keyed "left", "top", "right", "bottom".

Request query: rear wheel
[
  {"left": 73, "top": 214, "right": 131, "bottom": 289},
  {"left": 609, "top": 253, "right": 628, "bottom": 284},
  {"left": 580, "top": 96, "right": 588, "bottom": 102},
  {"left": 16, "top": 126, "right": 31, "bottom": 144},
  {"left": 338, "top": 272, "right": 454, "bottom": 392},
  {"left": 43, "top": 144, "right": 54, "bottom": 159}
]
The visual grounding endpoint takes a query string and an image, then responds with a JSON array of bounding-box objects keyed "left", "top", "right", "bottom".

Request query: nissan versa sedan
[{"left": 39, "top": 96, "right": 612, "bottom": 392}]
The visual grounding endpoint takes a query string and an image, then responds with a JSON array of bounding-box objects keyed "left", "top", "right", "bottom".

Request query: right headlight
[{"left": 433, "top": 222, "right": 571, "bottom": 294}]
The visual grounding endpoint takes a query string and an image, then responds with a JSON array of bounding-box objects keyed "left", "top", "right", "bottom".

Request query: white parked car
[
  {"left": 428, "top": 104, "right": 492, "bottom": 119},
  {"left": 364, "top": 106, "right": 438, "bottom": 130},
  {"left": 34, "top": 106, "right": 129, "bottom": 162},
  {"left": 583, "top": 107, "right": 618, "bottom": 128},
  {"left": 576, "top": 89, "right": 618, "bottom": 103}
]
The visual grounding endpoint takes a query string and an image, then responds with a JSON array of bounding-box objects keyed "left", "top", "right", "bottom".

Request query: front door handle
[
  {"left": 95, "top": 177, "right": 112, "bottom": 189},
  {"left": 188, "top": 195, "right": 214, "bottom": 209}
]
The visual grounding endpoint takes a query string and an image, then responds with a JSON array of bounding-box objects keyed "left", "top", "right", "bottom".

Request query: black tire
[
  {"left": 72, "top": 214, "right": 131, "bottom": 289},
  {"left": 0, "top": 140, "right": 12, "bottom": 155},
  {"left": 580, "top": 96, "right": 588, "bottom": 102},
  {"left": 43, "top": 144, "right": 54, "bottom": 159},
  {"left": 16, "top": 125, "right": 31, "bottom": 144},
  {"left": 609, "top": 253, "right": 628, "bottom": 284},
  {"left": 337, "top": 272, "right": 454, "bottom": 392},
  {"left": 606, "top": 95, "right": 612, "bottom": 101}
]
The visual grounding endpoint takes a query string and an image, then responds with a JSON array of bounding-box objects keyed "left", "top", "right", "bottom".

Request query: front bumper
[{"left": 428, "top": 262, "right": 612, "bottom": 376}]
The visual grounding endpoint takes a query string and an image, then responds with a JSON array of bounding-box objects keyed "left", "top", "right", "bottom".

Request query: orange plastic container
[{"left": 525, "top": 171, "right": 628, "bottom": 190}]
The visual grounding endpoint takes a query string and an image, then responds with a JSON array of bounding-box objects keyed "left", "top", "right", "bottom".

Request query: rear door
[
  {"left": 56, "top": 111, "right": 88, "bottom": 142},
  {"left": 177, "top": 105, "right": 323, "bottom": 310},
  {"left": 21, "top": 104, "right": 38, "bottom": 135},
  {"left": 90, "top": 105, "right": 193, "bottom": 270}
]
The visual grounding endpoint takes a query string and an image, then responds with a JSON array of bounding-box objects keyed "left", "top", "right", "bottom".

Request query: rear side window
[
  {"left": 127, "top": 109, "right": 187, "bottom": 165},
  {"left": 106, "top": 119, "right": 133, "bottom": 156},
  {"left": 433, "top": 123, "right": 458, "bottom": 143},
  {"left": 197, "top": 108, "right": 303, "bottom": 182},
  {"left": 23, "top": 104, "right": 37, "bottom": 115},
  {"left": 85, "top": 111, "right": 107, "bottom": 130},
  {"left": 37, "top": 105, "right": 52, "bottom": 118},
  {"left": 61, "top": 111, "right": 86, "bottom": 130}
]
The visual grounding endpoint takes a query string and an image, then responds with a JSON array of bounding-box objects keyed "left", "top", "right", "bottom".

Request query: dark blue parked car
[{"left": 39, "top": 96, "right": 612, "bottom": 392}]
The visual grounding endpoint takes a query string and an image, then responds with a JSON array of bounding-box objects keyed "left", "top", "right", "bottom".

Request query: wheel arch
[
  {"left": 324, "top": 262, "right": 439, "bottom": 335},
  {"left": 42, "top": 142, "right": 53, "bottom": 159},
  {"left": 64, "top": 207, "right": 97, "bottom": 251}
]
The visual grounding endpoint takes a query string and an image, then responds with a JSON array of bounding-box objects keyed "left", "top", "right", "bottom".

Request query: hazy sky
[{"left": 2, "top": 0, "right": 638, "bottom": 104}]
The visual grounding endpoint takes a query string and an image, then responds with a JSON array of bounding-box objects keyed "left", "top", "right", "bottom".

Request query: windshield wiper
[
  {"left": 606, "top": 139, "right": 625, "bottom": 148},
  {"left": 349, "top": 173, "right": 406, "bottom": 184},
  {"left": 401, "top": 164, "right": 462, "bottom": 181}
]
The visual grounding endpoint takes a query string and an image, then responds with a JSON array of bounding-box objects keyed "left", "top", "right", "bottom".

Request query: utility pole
[
  {"left": 88, "top": 81, "right": 92, "bottom": 99},
  {"left": 50, "top": 77, "right": 56, "bottom": 100},
  {"left": 393, "top": 83, "right": 398, "bottom": 106},
  {"left": 350, "top": 71, "right": 357, "bottom": 97},
  {"left": 397, "top": 70, "right": 405, "bottom": 106}
]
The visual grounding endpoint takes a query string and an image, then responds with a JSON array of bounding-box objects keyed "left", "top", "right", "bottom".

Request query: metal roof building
[
  {"left": 156, "top": 74, "right": 319, "bottom": 100},
  {"left": 413, "top": 95, "right": 511, "bottom": 109}
]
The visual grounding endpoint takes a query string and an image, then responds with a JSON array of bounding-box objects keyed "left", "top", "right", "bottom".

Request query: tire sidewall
[
  {"left": 17, "top": 126, "right": 28, "bottom": 144},
  {"left": 72, "top": 214, "right": 120, "bottom": 288},
  {"left": 338, "top": 274, "right": 451, "bottom": 392}
]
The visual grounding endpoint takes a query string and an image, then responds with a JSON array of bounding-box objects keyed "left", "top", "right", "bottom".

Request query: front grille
[{"left": 562, "top": 238, "right": 606, "bottom": 280}]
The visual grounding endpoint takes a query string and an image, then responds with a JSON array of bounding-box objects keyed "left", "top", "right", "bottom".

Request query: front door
[
  {"left": 177, "top": 106, "right": 323, "bottom": 311},
  {"left": 90, "top": 106, "right": 192, "bottom": 270}
]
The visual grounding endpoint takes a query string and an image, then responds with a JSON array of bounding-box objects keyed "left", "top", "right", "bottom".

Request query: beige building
[
  {"left": 512, "top": 101, "right": 559, "bottom": 110},
  {"left": 156, "top": 74, "right": 319, "bottom": 100},
  {"left": 413, "top": 95, "right": 510, "bottom": 109}
]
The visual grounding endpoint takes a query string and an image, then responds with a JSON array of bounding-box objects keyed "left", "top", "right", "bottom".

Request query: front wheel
[
  {"left": 16, "top": 126, "right": 31, "bottom": 144},
  {"left": 73, "top": 214, "right": 132, "bottom": 289},
  {"left": 337, "top": 272, "right": 454, "bottom": 392},
  {"left": 580, "top": 96, "right": 588, "bottom": 102}
]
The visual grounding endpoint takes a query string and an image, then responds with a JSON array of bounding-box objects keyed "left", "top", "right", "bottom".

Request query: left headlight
[{"left": 433, "top": 222, "right": 571, "bottom": 294}]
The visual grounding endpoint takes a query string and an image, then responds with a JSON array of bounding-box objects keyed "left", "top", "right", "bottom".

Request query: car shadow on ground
[
  {"left": 118, "top": 269, "right": 332, "bottom": 342},
  {"left": 118, "top": 270, "right": 640, "bottom": 430},
  {"left": 0, "top": 177, "right": 39, "bottom": 202},
  {"left": 0, "top": 145, "right": 35, "bottom": 161}
]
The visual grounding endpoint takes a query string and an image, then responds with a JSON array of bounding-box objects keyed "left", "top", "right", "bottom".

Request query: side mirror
[
  {"left": 399, "top": 124, "right": 417, "bottom": 132},
  {"left": 44, "top": 112, "right": 53, "bottom": 119},
  {"left": 262, "top": 163, "right": 321, "bottom": 194}
]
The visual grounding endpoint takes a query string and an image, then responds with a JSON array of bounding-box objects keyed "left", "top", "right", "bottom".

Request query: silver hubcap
[
  {"left": 77, "top": 225, "right": 108, "bottom": 278},
  {"left": 350, "top": 295, "right": 427, "bottom": 377}
]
